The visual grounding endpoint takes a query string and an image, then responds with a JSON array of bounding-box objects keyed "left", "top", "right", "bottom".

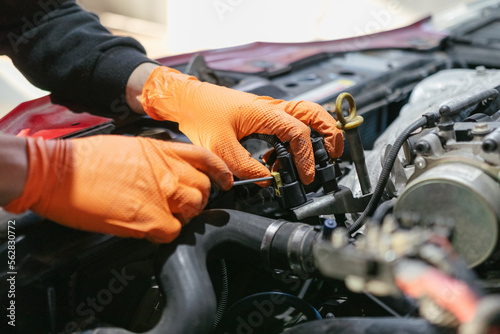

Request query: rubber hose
[
  {"left": 347, "top": 117, "right": 427, "bottom": 234},
  {"left": 81, "top": 210, "right": 317, "bottom": 334},
  {"left": 370, "top": 198, "right": 397, "bottom": 225}
]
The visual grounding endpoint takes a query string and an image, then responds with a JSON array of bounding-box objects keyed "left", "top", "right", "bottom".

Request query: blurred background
[{"left": 0, "top": 0, "right": 481, "bottom": 117}]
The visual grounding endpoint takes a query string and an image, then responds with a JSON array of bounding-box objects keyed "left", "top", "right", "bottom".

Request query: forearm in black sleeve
[{"left": 0, "top": 0, "right": 157, "bottom": 110}]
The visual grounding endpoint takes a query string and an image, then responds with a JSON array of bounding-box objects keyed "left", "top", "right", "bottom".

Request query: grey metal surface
[
  {"left": 340, "top": 67, "right": 500, "bottom": 196},
  {"left": 345, "top": 128, "right": 372, "bottom": 195},
  {"left": 396, "top": 163, "right": 500, "bottom": 267}
]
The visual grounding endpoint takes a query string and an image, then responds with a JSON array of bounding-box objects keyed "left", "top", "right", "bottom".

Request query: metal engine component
[
  {"left": 335, "top": 93, "right": 372, "bottom": 195},
  {"left": 340, "top": 67, "right": 500, "bottom": 196},
  {"left": 395, "top": 92, "right": 500, "bottom": 267},
  {"left": 337, "top": 68, "right": 500, "bottom": 267},
  {"left": 396, "top": 162, "right": 500, "bottom": 267}
]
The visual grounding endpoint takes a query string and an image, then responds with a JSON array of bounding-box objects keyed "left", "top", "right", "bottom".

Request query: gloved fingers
[
  {"left": 168, "top": 181, "right": 210, "bottom": 224},
  {"left": 213, "top": 138, "right": 272, "bottom": 187},
  {"left": 8, "top": 134, "right": 220, "bottom": 245},
  {"left": 166, "top": 149, "right": 212, "bottom": 217},
  {"left": 166, "top": 141, "right": 233, "bottom": 191},
  {"left": 145, "top": 216, "right": 183, "bottom": 244},
  {"left": 325, "top": 131, "right": 345, "bottom": 159},
  {"left": 262, "top": 148, "right": 274, "bottom": 165},
  {"left": 266, "top": 111, "right": 315, "bottom": 185},
  {"left": 287, "top": 129, "right": 315, "bottom": 185},
  {"left": 261, "top": 149, "right": 281, "bottom": 173},
  {"left": 284, "top": 100, "right": 345, "bottom": 158}
]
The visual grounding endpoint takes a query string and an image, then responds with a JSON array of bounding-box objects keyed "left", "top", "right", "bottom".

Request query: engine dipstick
[{"left": 335, "top": 93, "right": 372, "bottom": 195}]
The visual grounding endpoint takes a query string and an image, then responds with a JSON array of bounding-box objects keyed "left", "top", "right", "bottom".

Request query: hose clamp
[
  {"left": 288, "top": 225, "right": 315, "bottom": 277},
  {"left": 260, "top": 220, "right": 287, "bottom": 270}
]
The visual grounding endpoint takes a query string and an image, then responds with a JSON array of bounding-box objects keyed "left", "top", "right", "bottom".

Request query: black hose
[
  {"left": 82, "top": 210, "right": 318, "bottom": 334},
  {"left": 151, "top": 210, "right": 276, "bottom": 334},
  {"left": 243, "top": 133, "right": 288, "bottom": 157},
  {"left": 347, "top": 117, "right": 427, "bottom": 234},
  {"left": 370, "top": 198, "right": 397, "bottom": 225}
]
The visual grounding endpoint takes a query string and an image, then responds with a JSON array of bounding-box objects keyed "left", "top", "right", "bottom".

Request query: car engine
[{"left": 2, "top": 5, "right": 500, "bottom": 334}]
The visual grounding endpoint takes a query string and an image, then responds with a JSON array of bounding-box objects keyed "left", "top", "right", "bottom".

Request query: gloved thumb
[
  {"left": 167, "top": 142, "right": 233, "bottom": 191},
  {"left": 217, "top": 139, "right": 272, "bottom": 186}
]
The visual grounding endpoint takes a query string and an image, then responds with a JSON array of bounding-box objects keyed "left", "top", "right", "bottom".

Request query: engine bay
[{"left": 2, "top": 5, "right": 500, "bottom": 334}]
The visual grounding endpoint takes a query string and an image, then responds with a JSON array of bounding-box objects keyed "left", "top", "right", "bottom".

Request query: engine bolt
[
  {"left": 482, "top": 139, "right": 498, "bottom": 153},
  {"left": 476, "top": 65, "right": 487, "bottom": 76},
  {"left": 416, "top": 140, "right": 431, "bottom": 154},
  {"left": 322, "top": 218, "right": 338, "bottom": 240},
  {"left": 414, "top": 157, "right": 427, "bottom": 169}
]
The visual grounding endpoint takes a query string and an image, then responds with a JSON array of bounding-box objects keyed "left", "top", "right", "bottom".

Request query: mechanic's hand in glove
[
  {"left": 3, "top": 135, "right": 232, "bottom": 243},
  {"left": 141, "top": 66, "right": 344, "bottom": 185}
]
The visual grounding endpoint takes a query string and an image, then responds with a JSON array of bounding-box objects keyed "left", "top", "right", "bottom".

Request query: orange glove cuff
[
  {"left": 4, "top": 137, "right": 51, "bottom": 214},
  {"left": 142, "top": 67, "right": 198, "bottom": 123}
]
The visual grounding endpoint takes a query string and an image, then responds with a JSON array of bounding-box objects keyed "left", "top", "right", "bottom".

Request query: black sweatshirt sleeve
[{"left": 0, "top": 0, "right": 157, "bottom": 110}]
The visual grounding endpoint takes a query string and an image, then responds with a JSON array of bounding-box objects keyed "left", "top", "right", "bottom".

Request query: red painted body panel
[{"left": 0, "top": 95, "right": 111, "bottom": 139}]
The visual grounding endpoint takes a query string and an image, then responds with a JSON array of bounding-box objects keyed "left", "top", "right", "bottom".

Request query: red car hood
[{"left": 0, "top": 17, "right": 446, "bottom": 140}]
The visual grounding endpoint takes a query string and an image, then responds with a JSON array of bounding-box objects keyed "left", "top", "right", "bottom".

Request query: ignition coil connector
[
  {"left": 312, "top": 137, "right": 339, "bottom": 193},
  {"left": 241, "top": 133, "right": 308, "bottom": 209},
  {"left": 275, "top": 152, "right": 307, "bottom": 209}
]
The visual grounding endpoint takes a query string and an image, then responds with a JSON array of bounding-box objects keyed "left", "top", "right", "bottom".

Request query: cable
[
  {"left": 242, "top": 133, "right": 288, "bottom": 157},
  {"left": 347, "top": 117, "right": 427, "bottom": 234},
  {"left": 212, "top": 259, "right": 229, "bottom": 329},
  {"left": 363, "top": 292, "right": 402, "bottom": 318},
  {"left": 370, "top": 198, "right": 397, "bottom": 225}
]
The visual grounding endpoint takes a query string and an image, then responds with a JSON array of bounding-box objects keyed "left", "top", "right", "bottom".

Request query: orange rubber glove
[
  {"left": 142, "top": 67, "right": 344, "bottom": 185},
  {"left": 3, "top": 135, "right": 232, "bottom": 243}
]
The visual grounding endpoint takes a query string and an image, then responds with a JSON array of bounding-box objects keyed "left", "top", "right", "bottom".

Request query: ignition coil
[
  {"left": 312, "top": 137, "right": 339, "bottom": 193},
  {"left": 240, "top": 133, "right": 308, "bottom": 209},
  {"left": 275, "top": 151, "right": 308, "bottom": 209}
]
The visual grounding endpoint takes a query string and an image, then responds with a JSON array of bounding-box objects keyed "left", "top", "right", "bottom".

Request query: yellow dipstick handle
[
  {"left": 334, "top": 92, "right": 372, "bottom": 195},
  {"left": 335, "top": 93, "right": 364, "bottom": 130}
]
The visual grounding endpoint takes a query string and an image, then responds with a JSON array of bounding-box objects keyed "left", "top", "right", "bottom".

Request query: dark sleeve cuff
[
  {"left": 90, "top": 44, "right": 158, "bottom": 109},
  {"left": 0, "top": 0, "right": 159, "bottom": 112}
]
